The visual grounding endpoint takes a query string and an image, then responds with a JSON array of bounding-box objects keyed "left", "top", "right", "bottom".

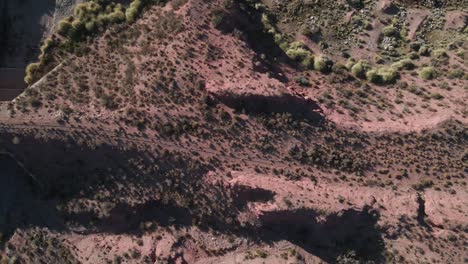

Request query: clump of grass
[
  {"left": 126, "top": 0, "right": 143, "bottom": 22},
  {"left": 314, "top": 55, "right": 333, "bottom": 73},
  {"left": 366, "top": 67, "right": 398, "bottom": 84},
  {"left": 57, "top": 19, "right": 74, "bottom": 38},
  {"left": 431, "top": 48, "right": 449, "bottom": 60},
  {"left": 378, "top": 67, "right": 398, "bottom": 84},
  {"left": 447, "top": 68, "right": 464, "bottom": 79},
  {"left": 418, "top": 45, "right": 432, "bottom": 56},
  {"left": 412, "top": 178, "right": 434, "bottom": 191},
  {"left": 419, "top": 67, "right": 437, "bottom": 80},
  {"left": 24, "top": 63, "right": 41, "bottom": 85},
  {"left": 382, "top": 25, "right": 398, "bottom": 37},
  {"left": 286, "top": 42, "right": 314, "bottom": 68},
  {"left": 409, "top": 41, "right": 421, "bottom": 51},
  {"left": 430, "top": 93, "right": 444, "bottom": 100},
  {"left": 350, "top": 60, "right": 371, "bottom": 78},
  {"left": 391, "top": 59, "right": 415, "bottom": 71},
  {"left": 286, "top": 42, "right": 310, "bottom": 60}
]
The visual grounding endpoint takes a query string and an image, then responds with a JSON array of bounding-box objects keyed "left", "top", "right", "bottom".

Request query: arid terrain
[{"left": 0, "top": 0, "right": 467, "bottom": 263}]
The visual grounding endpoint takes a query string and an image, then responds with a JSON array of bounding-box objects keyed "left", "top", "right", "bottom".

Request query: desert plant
[
  {"left": 366, "top": 67, "right": 398, "bottom": 84},
  {"left": 431, "top": 48, "right": 449, "bottom": 60},
  {"left": 107, "top": 6, "right": 126, "bottom": 23},
  {"left": 447, "top": 69, "right": 464, "bottom": 79},
  {"left": 418, "top": 45, "right": 432, "bottom": 56},
  {"left": 351, "top": 60, "right": 371, "bottom": 78},
  {"left": 382, "top": 25, "right": 398, "bottom": 37},
  {"left": 314, "top": 55, "right": 333, "bottom": 73},
  {"left": 345, "top": 58, "right": 356, "bottom": 70},
  {"left": 126, "top": 0, "right": 143, "bottom": 23},
  {"left": 286, "top": 42, "right": 310, "bottom": 59},
  {"left": 409, "top": 41, "right": 421, "bottom": 51},
  {"left": 412, "top": 178, "right": 433, "bottom": 191},
  {"left": 24, "top": 63, "right": 40, "bottom": 85},
  {"left": 57, "top": 19, "right": 73, "bottom": 37},
  {"left": 366, "top": 69, "right": 379, "bottom": 83},
  {"left": 419, "top": 67, "right": 437, "bottom": 80},
  {"left": 379, "top": 67, "right": 398, "bottom": 84},
  {"left": 391, "top": 59, "right": 415, "bottom": 70},
  {"left": 285, "top": 42, "right": 315, "bottom": 68}
]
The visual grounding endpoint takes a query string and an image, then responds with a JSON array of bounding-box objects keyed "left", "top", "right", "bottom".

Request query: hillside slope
[{"left": 0, "top": 0, "right": 466, "bottom": 263}]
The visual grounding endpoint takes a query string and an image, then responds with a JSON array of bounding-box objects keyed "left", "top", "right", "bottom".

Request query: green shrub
[
  {"left": 382, "top": 25, "right": 398, "bottom": 37},
  {"left": 286, "top": 42, "right": 310, "bottom": 61},
  {"left": 74, "top": 3, "right": 90, "bottom": 20},
  {"left": 366, "top": 69, "right": 379, "bottom": 83},
  {"left": 456, "top": 49, "right": 465, "bottom": 58},
  {"left": 285, "top": 42, "right": 315, "bottom": 68},
  {"left": 351, "top": 60, "right": 371, "bottom": 78},
  {"left": 412, "top": 178, "right": 433, "bottom": 191},
  {"left": 126, "top": 0, "right": 143, "bottom": 23},
  {"left": 314, "top": 55, "right": 333, "bottom": 73},
  {"left": 447, "top": 69, "right": 464, "bottom": 79},
  {"left": 430, "top": 93, "right": 444, "bottom": 100},
  {"left": 431, "top": 48, "right": 449, "bottom": 60},
  {"left": 418, "top": 45, "right": 432, "bottom": 56},
  {"left": 301, "top": 54, "right": 314, "bottom": 68},
  {"left": 72, "top": 19, "right": 85, "bottom": 33},
  {"left": 366, "top": 67, "right": 398, "bottom": 84},
  {"left": 391, "top": 59, "right": 415, "bottom": 70},
  {"left": 108, "top": 5, "right": 125, "bottom": 23},
  {"left": 378, "top": 67, "right": 398, "bottom": 84},
  {"left": 409, "top": 41, "right": 421, "bottom": 51},
  {"left": 40, "top": 38, "right": 56, "bottom": 54},
  {"left": 345, "top": 58, "right": 356, "bottom": 70},
  {"left": 57, "top": 20, "right": 73, "bottom": 37},
  {"left": 85, "top": 20, "right": 96, "bottom": 32},
  {"left": 407, "top": 52, "right": 419, "bottom": 60},
  {"left": 24, "top": 63, "right": 40, "bottom": 85},
  {"left": 419, "top": 67, "right": 437, "bottom": 80}
]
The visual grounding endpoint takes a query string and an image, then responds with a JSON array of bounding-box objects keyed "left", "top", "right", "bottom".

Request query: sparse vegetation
[
  {"left": 419, "top": 67, "right": 437, "bottom": 80},
  {"left": 350, "top": 60, "right": 371, "bottom": 78},
  {"left": 391, "top": 59, "right": 415, "bottom": 71},
  {"left": 366, "top": 67, "right": 398, "bottom": 84},
  {"left": 382, "top": 25, "right": 398, "bottom": 37},
  {"left": 314, "top": 55, "right": 333, "bottom": 73},
  {"left": 2, "top": 1, "right": 467, "bottom": 263}
]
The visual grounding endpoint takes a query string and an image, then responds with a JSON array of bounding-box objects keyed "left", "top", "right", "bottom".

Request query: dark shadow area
[
  {"left": 255, "top": 208, "right": 385, "bottom": 262},
  {"left": 63, "top": 200, "right": 193, "bottom": 235},
  {"left": 0, "top": 130, "right": 384, "bottom": 262},
  {"left": 0, "top": 0, "right": 55, "bottom": 67},
  {"left": 0, "top": 69, "right": 26, "bottom": 101},
  {"left": 211, "top": 92, "right": 325, "bottom": 125},
  {"left": 0, "top": 154, "right": 63, "bottom": 237},
  {"left": 0, "top": 0, "right": 56, "bottom": 100},
  {"left": 215, "top": 0, "right": 289, "bottom": 82}
]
